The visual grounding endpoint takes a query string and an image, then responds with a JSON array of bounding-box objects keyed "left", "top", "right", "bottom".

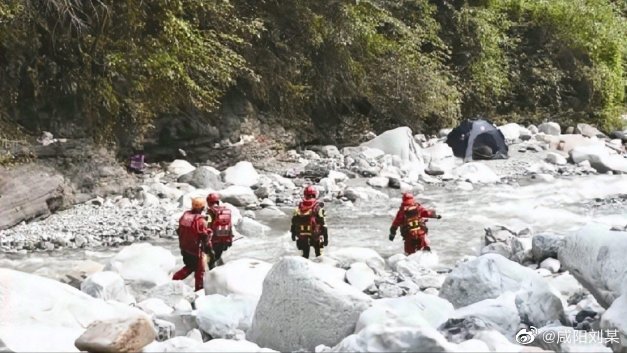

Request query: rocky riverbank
[{"left": 1, "top": 121, "right": 627, "bottom": 352}]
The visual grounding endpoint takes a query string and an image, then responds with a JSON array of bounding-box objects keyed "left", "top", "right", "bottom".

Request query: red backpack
[{"left": 210, "top": 206, "right": 232, "bottom": 238}]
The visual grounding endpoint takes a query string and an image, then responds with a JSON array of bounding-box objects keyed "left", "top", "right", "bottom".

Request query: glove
[
  {"left": 291, "top": 233, "right": 296, "bottom": 241},
  {"left": 323, "top": 235, "right": 329, "bottom": 247},
  {"left": 389, "top": 233, "right": 395, "bottom": 241},
  {"left": 437, "top": 215, "right": 442, "bottom": 219}
]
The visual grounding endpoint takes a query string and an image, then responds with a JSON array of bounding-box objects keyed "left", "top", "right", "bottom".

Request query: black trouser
[
  {"left": 296, "top": 235, "right": 322, "bottom": 259},
  {"left": 209, "top": 243, "right": 230, "bottom": 269}
]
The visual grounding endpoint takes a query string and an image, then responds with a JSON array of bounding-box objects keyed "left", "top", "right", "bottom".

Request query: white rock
[
  {"left": 407, "top": 251, "right": 440, "bottom": 268},
  {"left": 104, "top": 243, "right": 177, "bottom": 288},
  {"left": 167, "top": 160, "right": 196, "bottom": 177},
  {"left": 548, "top": 272, "right": 584, "bottom": 300},
  {"left": 149, "top": 183, "right": 184, "bottom": 201},
  {"left": 75, "top": 313, "right": 156, "bottom": 353},
  {"left": 498, "top": 123, "right": 522, "bottom": 142},
  {"left": 142, "top": 336, "right": 201, "bottom": 352},
  {"left": 457, "top": 339, "right": 490, "bottom": 352},
  {"left": 199, "top": 338, "right": 277, "bottom": 352},
  {"left": 326, "top": 247, "right": 386, "bottom": 273},
  {"left": 511, "top": 236, "right": 533, "bottom": 264},
  {"left": 473, "top": 330, "right": 521, "bottom": 352},
  {"left": 302, "top": 150, "right": 321, "bottom": 160},
  {"left": 328, "top": 170, "right": 348, "bottom": 182},
  {"left": 545, "top": 152, "right": 567, "bottom": 165},
  {"left": 173, "top": 298, "right": 193, "bottom": 313},
  {"left": 0, "top": 268, "right": 144, "bottom": 352},
  {"left": 343, "top": 187, "right": 389, "bottom": 203},
  {"left": 452, "top": 163, "right": 500, "bottom": 184},
  {"left": 532, "top": 233, "right": 564, "bottom": 262},
  {"left": 361, "top": 127, "right": 425, "bottom": 174},
  {"left": 140, "top": 191, "right": 161, "bottom": 207},
  {"left": 144, "top": 281, "right": 195, "bottom": 308},
  {"left": 237, "top": 217, "right": 270, "bottom": 238},
  {"left": 540, "top": 258, "right": 561, "bottom": 273},
  {"left": 219, "top": 185, "right": 257, "bottom": 207},
  {"left": 178, "top": 166, "right": 223, "bottom": 189},
  {"left": 386, "top": 254, "right": 407, "bottom": 270},
  {"left": 422, "top": 142, "right": 454, "bottom": 162},
  {"left": 247, "top": 257, "right": 373, "bottom": 352},
  {"left": 439, "top": 253, "right": 543, "bottom": 308},
  {"left": 359, "top": 147, "right": 385, "bottom": 160},
  {"left": 450, "top": 293, "right": 520, "bottom": 339},
  {"left": 600, "top": 294, "right": 627, "bottom": 352},
  {"left": 514, "top": 278, "right": 566, "bottom": 328},
  {"left": 137, "top": 298, "right": 174, "bottom": 316},
  {"left": 222, "top": 161, "right": 260, "bottom": 187},
  {"left": 195, "top": 294, "right": 257, "bottom": 338},
  {"left": 267, "top": 173, "right": 296, "bottom": 190},
  {"left": 320, "top": 145, "right": 341, "bottom": 158},
  {"left": 346, "top": 263, "right": 376, "bottom": 292},
  {"left": 457, "top": 181, "right": 474, "bottom": 191},
  {"left": 355, "top": 293, "right": 454, "bottom": 332},
  {"left": 325, "top": 324, "right": 456, "bottom": 352},
  {"left": 178, "top": 188, "right": 214, "bottom": 209},
  {"left": 558, "top": 223, "right": 627, "bottom": 308},
  {"left": 81, "top": 271, "right": 135, "bottom": 304},
  {"left": 538, "top": 122, "right": 561, "bottom": 136},
  {"left": 256, "top": 206, "right": 286, "bottom": 218},
  {"left": 204, "top": 258, "right": 272, "bottom": 300},
  {"left": 367, "top": 176, "right": 389, "bottom": 188}
]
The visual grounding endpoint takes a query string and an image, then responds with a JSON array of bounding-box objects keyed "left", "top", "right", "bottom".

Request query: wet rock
[
  {"left": 138, "top": 298, "right": 174, "bottom": 316},
  {"left": 445, "top": 293, "right": 520, "bottom": 340},
  {"left": 204, "top": 258, "right": 272, "bottom": 300},
  {"left": 74, "top": 314, "right": 156, "bottom": 353},
  {"left": 104, "top": 243, "right": 177, "bottom": 289},
  {"left": 247, "top": 257, "right": 372, "bottom": 351},
  {"left": 452, "top": 163, "right": 500, "bottom": 184}
]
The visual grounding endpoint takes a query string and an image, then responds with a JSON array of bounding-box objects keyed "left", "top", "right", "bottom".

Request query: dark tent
[{"left": 446, "top": 118, "right": 508, "bottom": 162}]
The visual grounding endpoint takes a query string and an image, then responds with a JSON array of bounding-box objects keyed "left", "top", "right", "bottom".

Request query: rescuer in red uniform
[
  {"left": 172, "top": 197, "right": 214, "bottom": 291},
  {"left": 205, "top": 193, "right": 233, "bottom": 269},
  {"left": 290, "top": 185, "right": 328, "bottom": 259},
  {"left": 389, "top": 193, "right": 441, "bottom": 254}
]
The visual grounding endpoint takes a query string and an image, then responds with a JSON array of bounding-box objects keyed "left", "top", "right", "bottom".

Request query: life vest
[
  {"left": 293, "top": 200, "right": 319, "bottom": 237},
  {"left": 178, "top": 211, "right": 205, "bottom": 255},
  {"left": 402, "top": 205, "right": 426, "bottom": 238},
  {"left": 209, "top": 206, "right": 233, "bottom": 239}
]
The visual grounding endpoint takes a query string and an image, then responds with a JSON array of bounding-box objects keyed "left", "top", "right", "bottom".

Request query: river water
[{"left": 1, "top": 174, "right": 626, "bottom": 278}]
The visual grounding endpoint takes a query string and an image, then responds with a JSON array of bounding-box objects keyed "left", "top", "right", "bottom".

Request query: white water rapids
[{"left": 1, "top": 174, "right": 626, "bottom": 277}]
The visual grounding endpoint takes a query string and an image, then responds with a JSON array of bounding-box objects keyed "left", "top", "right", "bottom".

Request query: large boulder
[
  {"left": 143, "top": 281, "right": 195, "bottom": 307},
  {"left": 236, "top": 217, "right": 270, "bottom": 238},
  {"left": 177, "top": 166, "right": 223, "bottom": 189},
  {"left": 538, "top": 122, "right": 561, "bottom": 136},
  {"left": 204, "top": 258, "right": 272, "bottom": 300},
  {"left": 361, "top": 127, "right": 425, "bottom": 174},
  {"left": 452, "top": 163, "right": 500, "bottom": 184},
  {"left": 569, "top": 145, "right": 620, "bottom": 172},
  {"left": 439, "top": 254, "right": 542, "bottom": 308},
  {"left": 600, "top": 294, "right": 627, "bottom": 353},
  {"left": 74, "top": 314, "right": 156, "bottom": 353},
  {"left": 0, "top": 164, "right": 72, "bottom": 230},
  {"left": 104, "top": 243, "right": 177, "bottom": 288},
  {"left": 544, "top": 152, "right": 567, "bottom": 166},
  {"left": 514, "top": 278, "right": 566, "bottom": 328},
  {"left": 247, "top": 257, "right": 373, "bottom": 352},
  {"left": 0, "top": 268, "right": 143, "bottom": 352},
  {"left": 81, "top": 271, "right": 135, "bottom": 304},
  {"left": 498, "top": 123, "right": 522, "bottom": 142},
  {"left": 531, "top": 234, "right": 564, "bottom": 263},
  {"left": 558, "top": 223, "right": 627, "bottom": 308},
  {"left": 321, "top": 324, "right": 457, "bottom": 352},
  {"left": 355, "top": 293, "right": 454, "bottom": 333},
  {"left": 444, "top": 293, "right": 521, "bottom": 340},
  {"left": 346, "top": 263, "right": 376, "bottom": 292},
  {"left": 167, "top": 160, "right": 196, "bottom": 177},
  {"left": 218, "top": 186, "right": 257, "bottom": 207},
  {"left": 195, "top": 294, "right": 257, "bottom": 338},
  {"left": 575, "top": 123, "right": 607, "bottom": 138},
  {"left": 222, "top": 161, "right": 259, "bottom": 187}
]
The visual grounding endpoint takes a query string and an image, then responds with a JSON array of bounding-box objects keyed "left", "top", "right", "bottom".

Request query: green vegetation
[{"left": 1, "top": 0, "right": 625, "bottom": 146}]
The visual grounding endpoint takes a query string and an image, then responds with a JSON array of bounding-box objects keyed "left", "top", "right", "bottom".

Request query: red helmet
[
  {"left": 402, "top": 192, "right": 415, "bottom": 206},
  {"left": 207, "top": 193, "right": 220, "bottom": 205},
  {"left": 304, "top": 185, "right": 318, "bottom": 199}
]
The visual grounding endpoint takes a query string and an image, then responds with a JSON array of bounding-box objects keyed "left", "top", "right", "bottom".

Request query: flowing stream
[{"left": 1, "top": 174, "right": 626, "bottom": 278}]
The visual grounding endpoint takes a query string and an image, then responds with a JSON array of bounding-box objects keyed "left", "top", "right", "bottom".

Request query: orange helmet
[
  {"left": 207, "top": 193, "right": 220, "bottom": 205},
  {"left": 191, "top": 197, "right": 206, "bottom": 210},
  {"left": 402, "top": 192, "right": 415, "bottom": 206},
  {"left": 304, "top": 185, "right": 318, "bottom": 199}
]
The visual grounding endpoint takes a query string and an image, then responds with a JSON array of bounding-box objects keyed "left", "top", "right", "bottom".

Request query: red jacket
[
  {"left": 178, "top": 211, "right": 212, "bottom": 256},
  {"left": 391, "top": 203, "right": 437, "bottom": 229}
]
